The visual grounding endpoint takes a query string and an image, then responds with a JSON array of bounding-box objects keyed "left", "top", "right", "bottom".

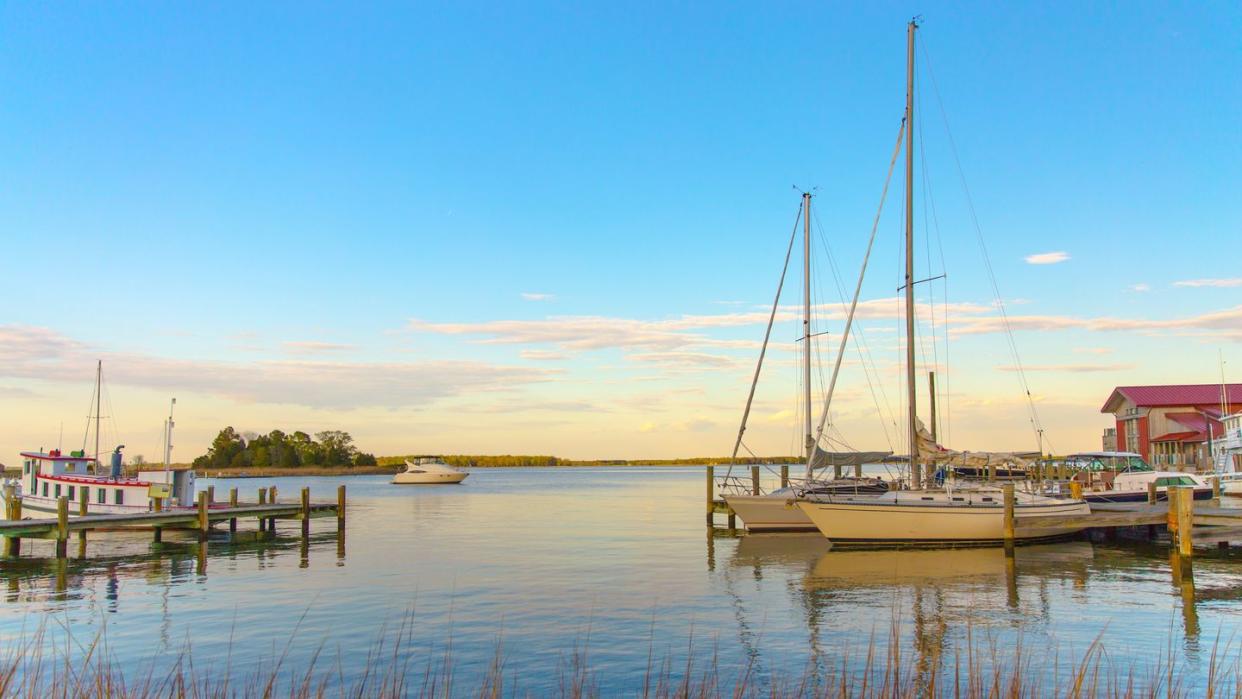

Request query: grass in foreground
[{"left": 0, "top": 617, "right": 1237, "bottom": 698}]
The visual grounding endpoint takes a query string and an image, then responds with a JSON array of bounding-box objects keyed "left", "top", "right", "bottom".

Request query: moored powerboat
[
  {"left": 391, "top": 457, "right": 468, "bottom": 485},
  {"left": 1042, "top": 452, "right": 1213, "bottom": 503}
]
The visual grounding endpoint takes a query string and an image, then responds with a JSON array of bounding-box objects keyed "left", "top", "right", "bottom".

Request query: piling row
[{"left": 0, "top": 485, "right": 347, "bottom": 561}]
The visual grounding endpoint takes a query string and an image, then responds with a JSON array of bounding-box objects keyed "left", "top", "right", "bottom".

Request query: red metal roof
[
  {"left": 1100, "top": 384, "right": 1242, "bottom": 413},
  {"left": 1150, "top": 430, "right": 1204, "bottom": 443}
]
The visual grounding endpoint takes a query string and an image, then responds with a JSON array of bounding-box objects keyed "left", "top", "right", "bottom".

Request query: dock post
[
  {"left": 1176, "top": 487, "right": 1194, "bottom": 557},
  {"left": 2, "top": 496, "right": 20, "bottom": 557},
  {"left": 705, "top": 466, "right": 714, "bottom": 526},
  {"left": 1002, "top": 483, "right": 1016, "bottom": 547},
  {"left": 77, "top": 496, "right": 88, "bottom": 553},
  {"left": 258, "top": 488, "right": 267, "bottom": 505},
  {"left": 197, "top": 491, "right": 209, "bottom": 541},
  {"left": 1167, "top": 484, "right": 1177, "bottom": 538},
  {"left": 1148, "top": 481, "right": 1158, "bottom": 505},
  {"left": 269, "top": 486, "right": 277, "bottom": 503},
  {"left": 229, "top": 488, "right": 238, "bottom": 536},
  {"left": 301, "top": 487, "right": 310, "bottom": 538},
  {"left": 207, "top": 485, "right": 215, "bottom": 505},
  {"left": 1212, "top": 477, "right": 1222, "bottom": 507},
  {"left": 1069, "top": 481, "right": 1083, "bottom": 501},
  {"left": 337, "top": 485, "right": 346, "bottom": 535},
  {"left": 56, "top": 496, "right": 68, "bottom": 558},
  {"left": 780, "top": 464, "right": 789, "bottom": 488},
  {"left": 855, "top": 463, "right": 863, "bottom": 478},
  {"left": 750, "top": 466, "right": 760, "bottom": 496}
]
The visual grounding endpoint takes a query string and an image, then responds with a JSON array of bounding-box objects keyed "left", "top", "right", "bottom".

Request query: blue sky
[{"left": 2, "top": 3, "right": 1239, "bottom": 461}]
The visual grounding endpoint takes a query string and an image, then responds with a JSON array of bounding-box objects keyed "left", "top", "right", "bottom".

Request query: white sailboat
[
  {"left": 720, "top": 192, "right": 890, "bottom": 532},
  {"left": 795, "top": 20, "right": 1088, "bottom": 545}
]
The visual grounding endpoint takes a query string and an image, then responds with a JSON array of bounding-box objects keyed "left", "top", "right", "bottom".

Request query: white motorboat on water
[
  {"left": 1042, "top": 452, "right": 1214, "bottom": 503},
  {"left": 391, "top": 457, "right": 468, "bottom": 485}
]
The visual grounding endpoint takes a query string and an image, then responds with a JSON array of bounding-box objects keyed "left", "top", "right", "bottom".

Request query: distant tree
[
  {"left": 353, "top": 452, "right": 377, "bottom": 466},
  {"left": 130, "top": 454, "right": 147, "bottom": 467},
  {"left": 316, "top": 430, "right": 356, "bottom": 466},
  {"left": 252, "top": 446, "right": 271, "bottom": 468}
]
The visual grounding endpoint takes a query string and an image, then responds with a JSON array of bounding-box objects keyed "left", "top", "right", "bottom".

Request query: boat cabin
[{"left": 19, "top": 449, "right": 157, "bottom": 516}]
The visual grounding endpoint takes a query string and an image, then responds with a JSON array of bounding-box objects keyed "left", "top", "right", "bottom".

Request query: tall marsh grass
[{"left": 0, "top": 616, "right": 1237, "bottom": 698}]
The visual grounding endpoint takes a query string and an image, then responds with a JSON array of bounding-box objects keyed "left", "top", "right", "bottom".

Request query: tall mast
[
  {"left": 164, "top": 398, "right": 176, "bottom": 490},
  {"left": 94, "top": 359, "right": 102, "bottom": 466},
  {"left": 802, "top": 191, "right": 814, "bottom": 463},
  {"left": 904, "top": 20, "right": 920, "bottom": 489}
]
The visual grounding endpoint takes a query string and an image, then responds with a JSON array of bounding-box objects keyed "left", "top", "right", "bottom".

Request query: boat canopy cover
[
  {"left": 915, "top": 420, "right": 1035, "bottom": 467},
  {"left": 809, "top": 450, "right": 893, "bottom": 468}
]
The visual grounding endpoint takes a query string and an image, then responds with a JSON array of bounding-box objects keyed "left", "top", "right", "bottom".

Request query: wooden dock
[{"left": 1, "top": 485, "right": 346, "bottom": 559}]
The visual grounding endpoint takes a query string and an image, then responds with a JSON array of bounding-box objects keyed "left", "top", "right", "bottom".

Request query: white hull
[
  {"left": 391, "top": 471, "right": 468, "bottom": 485},
  {"left": 18, "top": 494, "right": 156, "bottom": 516},
  {"left": 723, "top": 493, "right": 816, "bottom": 531},
  {"left": 796, "top": 492, "right": 1089, "bottom": 544},
  {"left": 1219, "top": 475, "right": 1242, "bottom": 496}
]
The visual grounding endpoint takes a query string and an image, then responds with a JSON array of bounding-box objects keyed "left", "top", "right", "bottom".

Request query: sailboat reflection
[{"left": 723, "top": 536, "right": 1097, "bottom": 686}]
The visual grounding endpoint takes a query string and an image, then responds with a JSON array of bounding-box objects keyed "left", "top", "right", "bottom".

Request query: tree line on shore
[
  {"left": 192, "top": 429, "right": 800, "bottom": 470},
  {"left": 193, "top": 427, "right": 378, "bottom": 469}
]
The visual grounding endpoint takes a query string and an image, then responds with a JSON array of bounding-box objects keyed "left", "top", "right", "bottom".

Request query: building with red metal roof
[{"left": 1100, "top": 384, "right": 1242, "bottom": 469}]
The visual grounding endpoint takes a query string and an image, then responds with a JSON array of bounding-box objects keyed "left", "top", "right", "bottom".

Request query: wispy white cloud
[
  {"left": 1073, "top": 347, "right": 1113, "bottom": 355},
  {"left": 0, "top": 325, "right": 554, "bottom": 409},
  {"left": 1024, "top": 251, "right": 1070, "bottom": 265},
  {"left": 952, "top": 305, "right": 1242, "bottom": 339},
  {"left": 996, "top": 363, "right": 1135, "bottom": 373},
  {"left": 521, "top": 292, "right": 556, "bottom": 301},
  {"left": 1129, "top": 283, "right": 1150, "bottom": 292},
  {"left": 283, "top": 341, "right": 355, "bottom": 355},
  {"left": 626, "top": 351, "right": 739, "bottom": 370},
  {"left": 1173, "top": 278, "right": 1242, "bottom": 288},
  {"left": 519, "top": 349, "right": 569, "bottom": 361}
]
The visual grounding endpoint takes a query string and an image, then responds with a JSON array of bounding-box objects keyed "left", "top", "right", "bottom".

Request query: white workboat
[
  {"left": 10, "top": 364, "right": 193, "bottom": 518},
  {"left": 392, "top": 458, "right": 469, "bottom": 485}
]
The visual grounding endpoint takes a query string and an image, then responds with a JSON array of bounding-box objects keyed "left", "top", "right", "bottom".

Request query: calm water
[{"left": 2, "top": 467, "right": 1241, "bottom": 693}]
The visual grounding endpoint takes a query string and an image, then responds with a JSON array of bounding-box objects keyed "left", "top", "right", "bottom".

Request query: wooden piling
[
  {"left": 1167, "top": 487, "right": 1179, "bottom": 536},
  {"left": 337, "top": 485, "right": 346, "bottom": 534},
  {"left": 1176, "top": 487, "right": 1194, "bottom": 557},
  {"left": 1212, "top": 477, "right": 1222, "bottom": 507},
  {"left": 705, "top": 466, "right": 714, "bottom": 526},
  {"left": 56, "top": 496, "right": 68, "bottom": 558},
  {"left": 1069, "top": 481, "right": 1083, "bottom": 501},
  {"left": 1148, "top": 481, "right": 1158, "bottom": 505},
  {"left": 1002, "top": 484, "right": 1015, "bottom": 544},
  {"left": 780, "top": 464, "right": 789, "bottom": 488},
  {"left": 207, "top": 485, "right": 215, "bottom": 505},
  {"left": 197, "top": 491, "right": 209, "bottom": 541},
  {"left": 78, "top": 497, "right": 88, "bottom": 545},
  {"left": 855, "top": 463, "right": 863, "bottom": 478},
  {"left": 2, "top": 497, "right": 20, "bottom": 557},
  {"left": 301, "top": 487, "right": 311, "bottom": 538},
  {"left": 229, "top": 488, "right": 238, "bottom": 535},
  {"left": 269, "top": 486, "right": 277, "bottom": 503},
  {"left": 258, "top": 488, "right": 267, "bottom": 505},
  {"left": 750, "top": 466, "right": 760, "bottom": 496}
]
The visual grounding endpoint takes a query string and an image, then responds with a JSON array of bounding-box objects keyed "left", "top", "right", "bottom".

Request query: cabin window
[
  {"left": 55, "top": 484, "right": 61, "bottom": 498},
  {"left": 982, "top": 497, "right": 994, "bottom": 502},
  {"left": 68, "top": 486, "right": 75, "bottom": 500},
  {"left": 66, "top": 463, "right": 76, "bottom": 473},
  {"left": 97, "top": 488, "right": 105, "bottom": 504},
  {"left": 42, "top": 482, "right": 48, "bottom": 497},
  {"left": 114, "top": 489, "right": 123, "bottom": 505}
]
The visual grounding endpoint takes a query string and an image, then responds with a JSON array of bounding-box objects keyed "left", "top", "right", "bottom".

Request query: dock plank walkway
[{"left": 0, "top": 503, "right": 338, "bottom": 539}]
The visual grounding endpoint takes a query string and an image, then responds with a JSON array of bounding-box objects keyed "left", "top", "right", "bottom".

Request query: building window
[
  {"left": 114, "top": 489, "right": 124, "bottom": 505},
  {"left": 97, "top": 488, "right": 105, "bottom": 504},
  {"left": 42, "top": 482, "right": 48, "bottom": 497},
  {"left": 68, "top": 486, "right": 75, "bottom": 500},
  {"left": 55, "top": 484, "right": 61, "bottom": 498}
]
